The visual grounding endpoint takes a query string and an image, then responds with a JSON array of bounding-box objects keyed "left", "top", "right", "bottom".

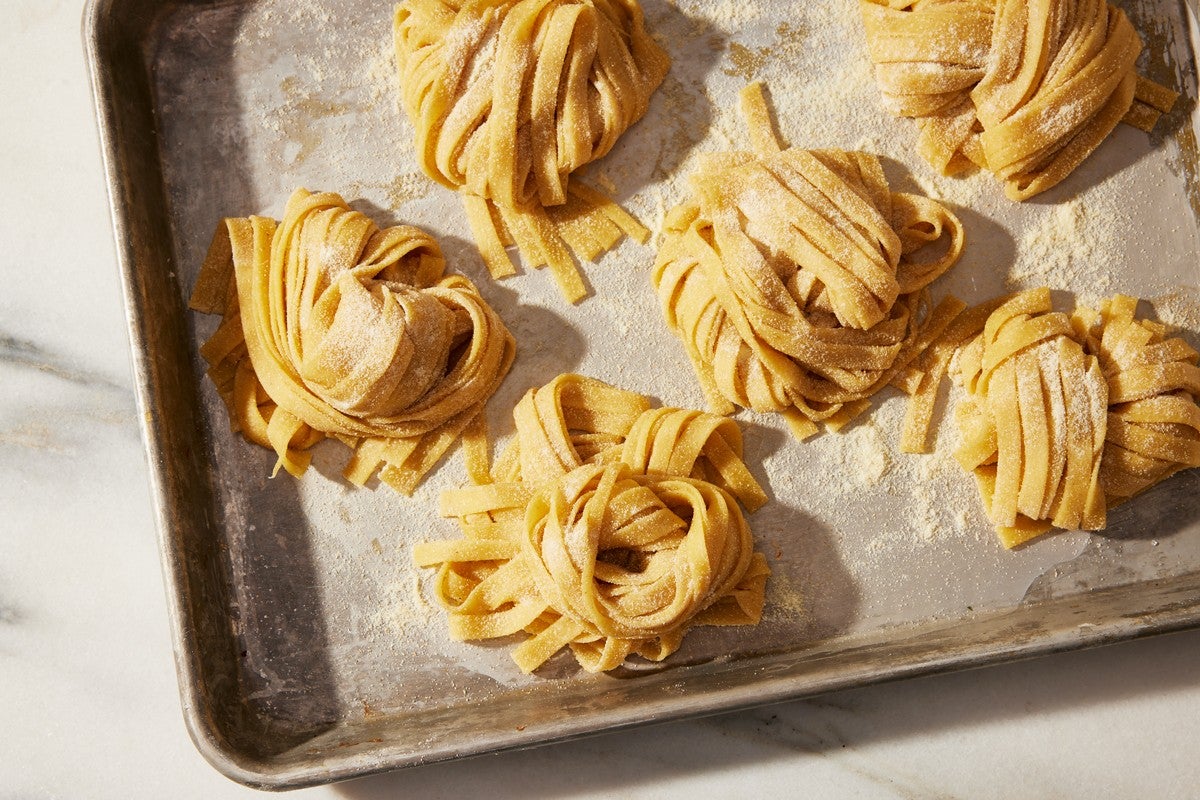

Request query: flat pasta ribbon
[
  {"left": 414, "top": 373, "right": 770, "bottom": 673},
  {"left": 394, "top": 0, "right": 670, "bottom": 302},
  {"left": 861, "top": 0, "right": 1179, "bottom": 200},
  {"left": 189, "top": 188, "right": 515, "bottom": 495},
  {"left": 654, "top": 82, "right": 966, "bottom": 441},
  {"left": 952, "top": 289, "right": 1200, "bottom": 548}
]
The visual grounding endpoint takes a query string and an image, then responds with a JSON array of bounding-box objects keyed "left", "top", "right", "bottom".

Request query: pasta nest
[
  {"left": 394, "top": 0, "right": 669, "bottom": 302},
  {"left": 861, "top": 0, "right": 1178, "bottom": 200},
  {"left": 954, "top": 288, "right": 1200, "bottom": 547},
  {"left": 415, "top": 374, "right": 770, "bottom": 673},
  {"left": 654, "top": 84, "right": 966, "bottom": 440},
  {"left": 190, "top": 188, "right": 515, "bottom": 494},
  {"left": 394, "top": 0, "right": 669, "bottom": 208}
]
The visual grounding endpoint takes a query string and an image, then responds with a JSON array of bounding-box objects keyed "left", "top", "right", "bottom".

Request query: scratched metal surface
[{"left": 87, "top": 0, "right": 1200, "bottom": 789}]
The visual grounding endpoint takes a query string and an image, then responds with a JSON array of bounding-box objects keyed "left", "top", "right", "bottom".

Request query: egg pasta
[
  {"left": 190, "top": 188, "right": 515, "bottom": 494},
  {"left": 653, "top": 82, "right": 967, "bottom": 441},
  {"left": 394, "top": 0, "right": 670, "bottom": 302},
  {"left": 413, "top": 374, "right": 770, "bottom": 673},
  {"left": 861, "top": 0, "right": 1179, "bottom": 200}
]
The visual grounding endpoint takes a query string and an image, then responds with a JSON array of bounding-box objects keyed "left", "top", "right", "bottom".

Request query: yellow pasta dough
[
  {"left": 654, "top": 83, "right": 967, "bottom": 441},
  {"left": 1085, "top": 296, "right": 1200, "bottom": 507},
  {"left": 394, "top": 0, "right": 669, "bottom": 302},
  {"left": 861, "top": 0, "right": 1179, "bottom": 200},
  {"left": 953, "top": 289, "right": 1200, "bottom": 548},
  {"left": 189, "top": 188, "right": 515, "bottom": 495},
  {"left": 413, "top": 373, "right": 771, "bottom": 673}
]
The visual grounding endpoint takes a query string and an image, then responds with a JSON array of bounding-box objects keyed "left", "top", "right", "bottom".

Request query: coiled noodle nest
[
  {"left": 395, "top": 0, "right": 670, "bottom": 301},
  {"left": 190, "top": 188, "right": 515, "bottom": 494}
]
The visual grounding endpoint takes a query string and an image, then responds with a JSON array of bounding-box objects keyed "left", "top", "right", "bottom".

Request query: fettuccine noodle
[
  {"left": 394, "top": 0, "right": 669, "bottom": 302},
  {"left": 189, "top": 188, "right": 515, "bottom": 495},
  {"left": 953, "top": 289, "right": 1200, "bottom": 548},
  {"left": 413, "top": 374, "right": 770, "bottom": 673},
  {"left": 861, "top": 0, "right": 1179, "bottom": 200},
  {"left": 654, "top": 82, "right": 966, "bottom": 441}
]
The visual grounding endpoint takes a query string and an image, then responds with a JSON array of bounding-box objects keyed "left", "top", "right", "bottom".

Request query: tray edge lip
[
  {"left": 79, "top": 0, "right": 288, "bottom": 790},
  {"left": 192, "top": 591, "right": 1200, "bottom": 790}
]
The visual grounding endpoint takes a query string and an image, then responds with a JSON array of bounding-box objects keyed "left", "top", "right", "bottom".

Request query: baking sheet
[{"left": 88, "top": 0, "right": 1200, "bottom": 788}]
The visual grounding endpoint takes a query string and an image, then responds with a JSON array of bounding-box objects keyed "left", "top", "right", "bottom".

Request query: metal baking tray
[{"left": 86, "top": 0, "right": 1200, "bottom": 790}]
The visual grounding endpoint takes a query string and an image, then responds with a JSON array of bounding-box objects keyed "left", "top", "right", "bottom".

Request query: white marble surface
[{"left": 4, "top": 0, "right": 1200, "bottom": 797}]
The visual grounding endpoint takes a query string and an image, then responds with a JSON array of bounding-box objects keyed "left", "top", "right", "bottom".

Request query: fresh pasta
[
  {"left": 394, "top": 0, "right": 670, "bottom": 302},
  {"left": 861, "top": 0, "right": 1179, "bottom": 200},
  {"left": 654, "top": 82, "right": 966, "bottom": 441},
  {"left": 954, "top": 288, "right": 1108, "bottom": 545},
  {"left": 189, "top": 188, "right": 515, "bottom": 495},
  {"left": 953, "top": 289, "right": 1200, "bottom": 548},
  {"left": 413, "top": 374, "right": 770, "bottom": 673},
  {"left": 1086, "top": 296, "right": 1200, "bottom": 507}
]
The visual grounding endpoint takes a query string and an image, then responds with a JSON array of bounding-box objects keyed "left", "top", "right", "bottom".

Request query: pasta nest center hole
[{"left": 523, "top": 462, "right": 752, "bottom": 640}]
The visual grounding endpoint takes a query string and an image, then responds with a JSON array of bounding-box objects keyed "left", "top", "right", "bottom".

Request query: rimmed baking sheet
[{"left": 87, "top": 0, "right": 1200, "bottom": 788}]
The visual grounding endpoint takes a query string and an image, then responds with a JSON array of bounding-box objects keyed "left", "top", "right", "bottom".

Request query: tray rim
[
  {"left": 81, "top": 0, "right": 254, "bottom": 787},
  {"left": 83, "top": 0, "right": 1200, "bottom": 789}
]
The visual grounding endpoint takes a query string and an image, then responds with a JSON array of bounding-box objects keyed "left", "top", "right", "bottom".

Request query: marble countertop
[{"left": 5, "top": 1, "right": 1200, "bottom": 797}]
